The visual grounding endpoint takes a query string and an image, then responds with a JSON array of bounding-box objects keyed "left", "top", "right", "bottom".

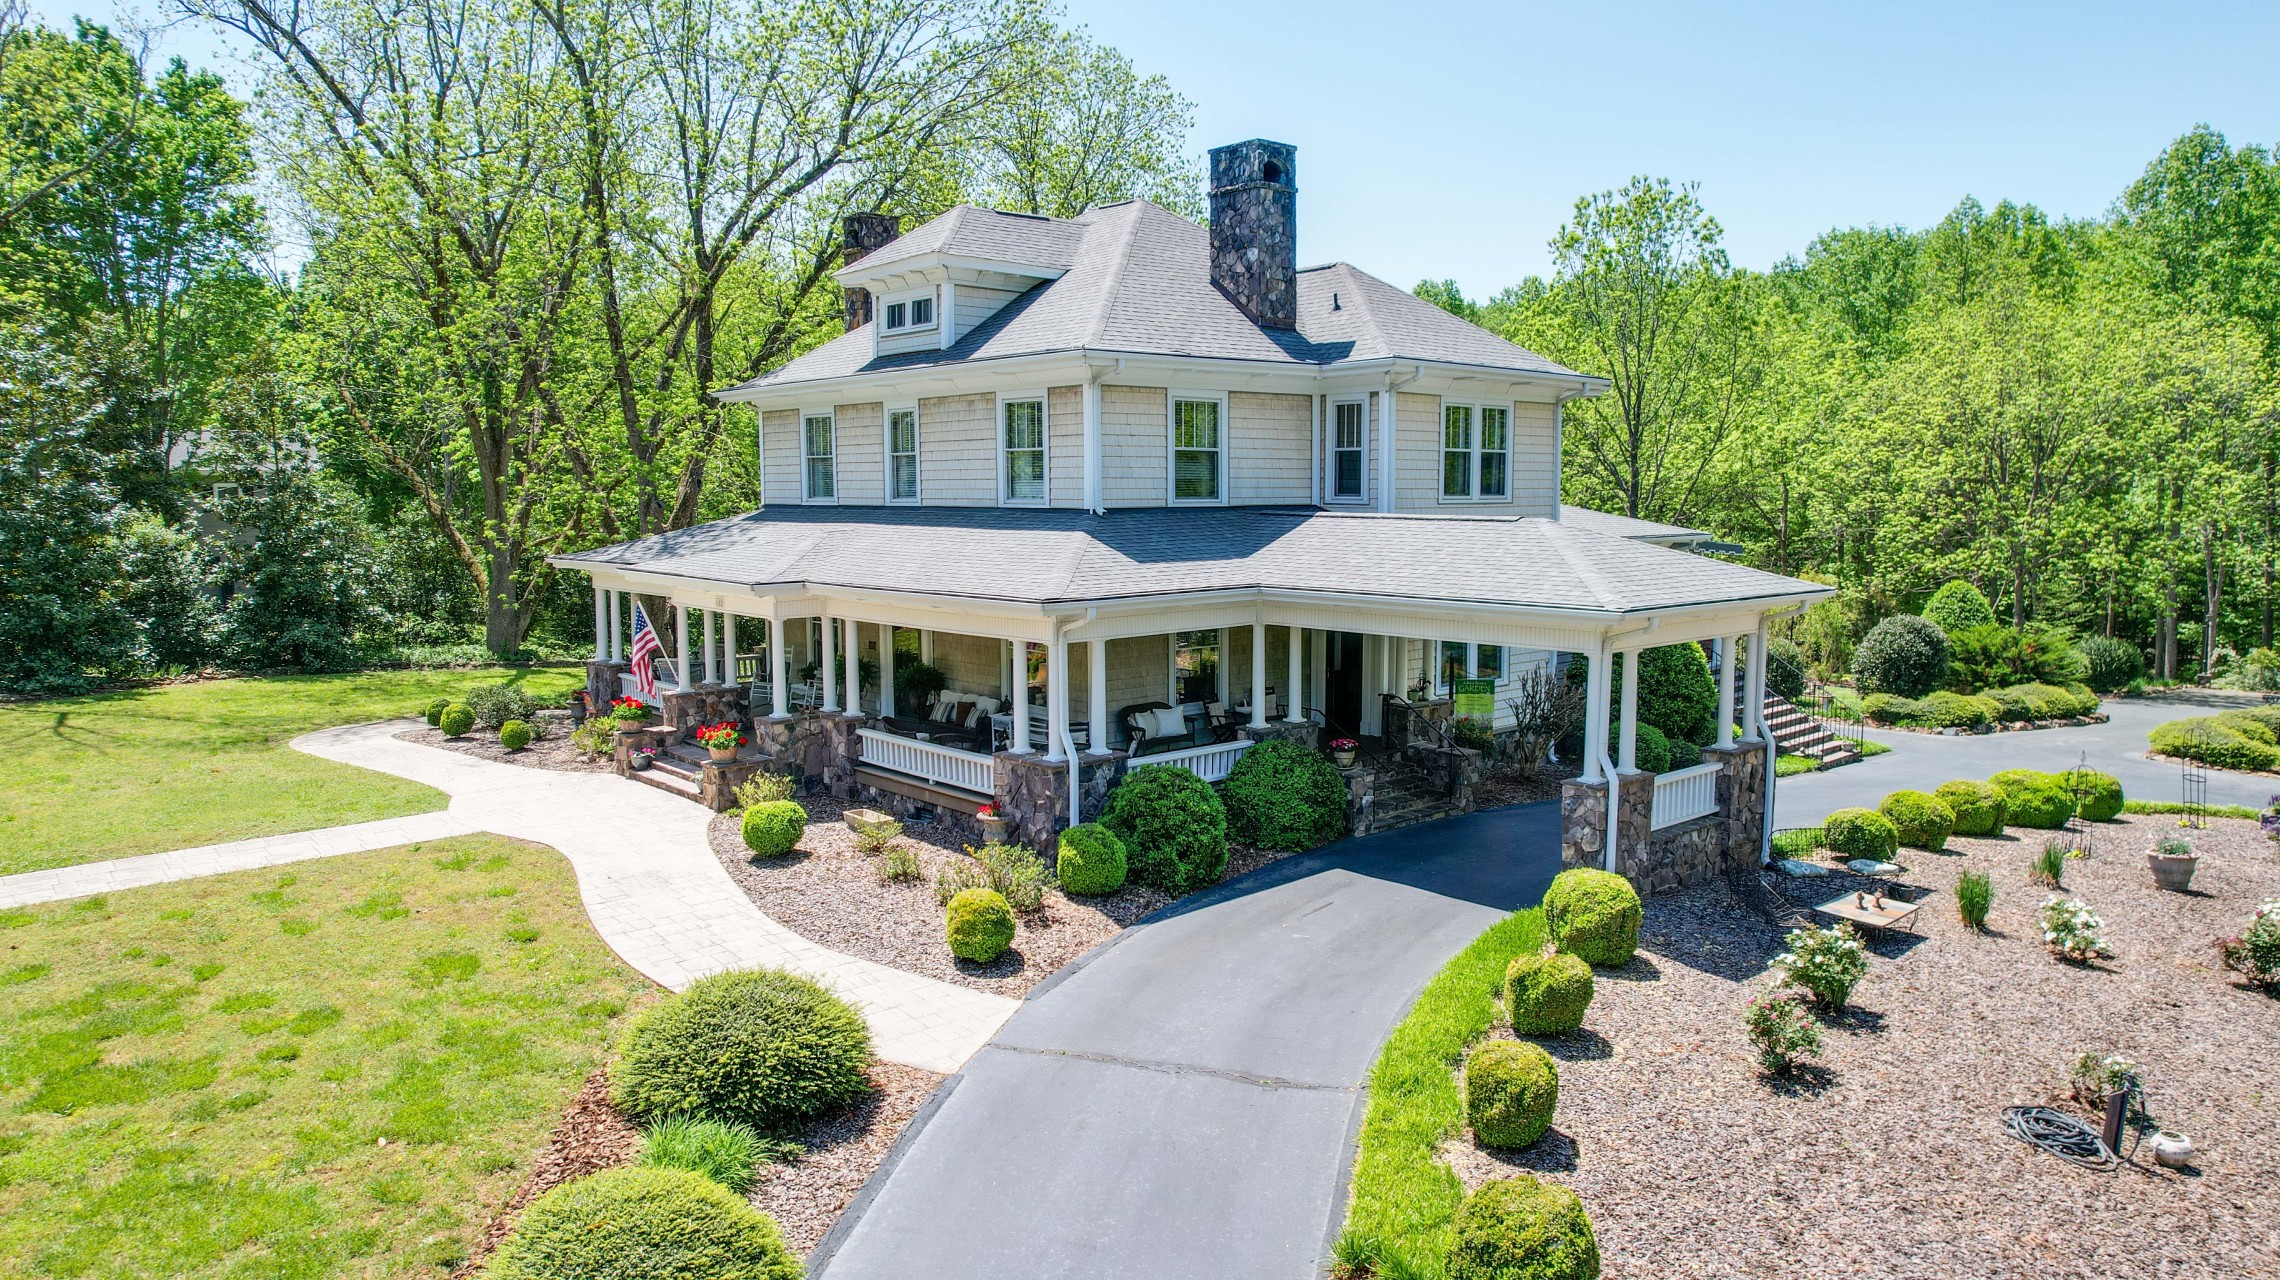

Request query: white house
[{"left": 552, "top": 140, "right": 1829, "bottom": 891}]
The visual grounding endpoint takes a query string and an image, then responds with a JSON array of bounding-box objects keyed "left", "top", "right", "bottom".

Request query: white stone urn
[
  {"left": 2147, "top": 836, "right": 2199, "bottom": 892},
  {"left": 2150, "top": 1131, "right": 2194, "bottom": 1169}
]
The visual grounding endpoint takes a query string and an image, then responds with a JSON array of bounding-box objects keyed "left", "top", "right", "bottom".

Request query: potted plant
[
  {"left": 1329, "top": 737, "right": 1359, "bottom": 769},
  {"left": 631, "top": 746, "right": 657, "bottom": 771},
  {"left": 694, "top": 720, "right": 747, "bottom": 763},
  {"left": 2147, "top": 832, "right": 2199, "bottom": 892},
  {"left": 975, "top": 802, "right": 1009, "bottom": 845},
  {"left": 609, "top": 695, "right": 652, "bottom": 726}
]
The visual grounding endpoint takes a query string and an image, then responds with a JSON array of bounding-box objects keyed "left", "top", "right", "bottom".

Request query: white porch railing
[
  {"left": 1649, "top": 761, "right": 1722, "bottom": 829},
  {"left": 1138, "top": 738, "right": 1254, "bottom": 783},
  {"left": 617, "top": 670, "right": 665, "bottom": 708},
  {"left": 858, "top": 728, "right": 996, "bottom": 797}
]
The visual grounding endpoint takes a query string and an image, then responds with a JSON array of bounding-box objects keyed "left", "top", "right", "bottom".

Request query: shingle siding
[
  {"left": 1105, "top": 635, "right": 1168, "bottom": 743},
  {"left": 1101, "top": 385, "right": 1168, "bottom": 508},
  {"left": 1230, "top": 392, "right": 1310, "bottom": 504},
  {"left": 1049, "top": 385, "right": 1083, "bottom": 508},
  {"left": 916, "top": 392, "right": 996, "bottom": 506},
  {"left": 761, "top": 408, "right": 800, "bottom": 506},
  {"left": 833, "top": 402, "right": 885, "bottom": 505},
  {"left": 928, "top": 630, "right": 1006, "bottom": 699}
]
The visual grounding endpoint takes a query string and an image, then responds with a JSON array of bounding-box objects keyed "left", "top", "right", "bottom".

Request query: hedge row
[
  {"left": 1861, "top": 681, "right": 2099, "bottom": 729},
  {"left": 2148, "top": 705, "right": 2280, "bottom": 773}
]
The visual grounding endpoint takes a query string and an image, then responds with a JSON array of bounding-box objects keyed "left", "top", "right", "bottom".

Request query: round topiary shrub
[
  {"left": 1921, "top": 579, "right": 1999, "bottom": 636},
  {"left": 1464, "top": 1040, "right": 1559, "bottom": 1149},
  {"left": 424, "top": 696, "right": 451, "bottom": 726},
  {"left": 1628, "top": 722, "right": 1672, "bottom": 774},
  {"left": 1851, "top": 614, "right": 1951, "bottom": 698},
  {"left": 2000, "top": 781, "right": 2076, "bottom": 829},
  {"left": 498, "top": 719, "right": 534, "bottom": 751},
  {"left": 1934, "top": 780, "right": 2006, "bottom": 837},
  {"left": 1990, "top": 768, "right": 2052, "bottom": 796},
  {"left": 437, "top": 703, "right": 475, "bottom": 738},
  {"left": 2061, "top": 769, "right": 2124, "bottom": 822},
  {"left": 484, "top": 1166, "right": 801, "bottom": 1280},
  {"left": 1504, "top": 951, "right": 1594, "bottom": 1036},
  {"left": 613, "top": 968, "right": 871, "bottom": 1132},
  {"left": 1542, "top": 868, "right": 1642, "bottom": 967},
  {"left": 1099, "top": 764, "right": 1229, "bottom": 893},
  {"left": 740, "top": 800, "right": 808, "bottom": 859},
  {"left": 1821, "top": 807, "right": 1899, "bottom": 861},
  {"left": 1219, "top": 739, "right": 1347, "bottom": 852},
  {"left": 2076, "top": 635, "right": 2143, "bottom": 694},
  {"left": 1766, "top": 636, "right": 1807, "bottom": 702},
  {"left": 1055, "top": 823, "right": 1128, "bottom": 895},
  {"left": 945, "top": 888, "right": 1015, "bottom": 963},
  {"left": 1446, "top": 1174, "right": 1601, "bottom": 1280},
  {"left": 1620, "top": 643, "right": 1719, "bottom": 744},
  {"left": 1877, "top": 789, "right": 1955, "bottom": 852},
  {"left": 1663, "top": 735, "right": 1702, "bottom": 771},
  {"left": 1919, "top": 690, "right": 1993, "bottom": 729}
]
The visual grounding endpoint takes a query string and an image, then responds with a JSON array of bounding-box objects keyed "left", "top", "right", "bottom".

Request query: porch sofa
[{"left": 877, "top": 690, "right": 1001, "bottom": 753}]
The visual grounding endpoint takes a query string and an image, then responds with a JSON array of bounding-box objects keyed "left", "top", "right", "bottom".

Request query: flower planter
[
  {"left": 707, "top": 744, "right": 739, "bottom": 764},
  {"left": 630, "top": 753, "right": 653, "bottom": 772},
  {"left": 2147, "top": 851, "right": 2199, "bottom": 893},
  {"left": 1332, "top": 748, "right": 1357, "bottom": 769},
  {"left": 977, "top": 815, "right": 1010, "bottom": 845},
  {"left": 2150, "top": 1131, "right": 2194, "bottom": 1169}
]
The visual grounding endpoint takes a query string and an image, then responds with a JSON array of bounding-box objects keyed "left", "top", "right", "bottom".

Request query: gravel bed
[
  {"left": 751, "top": 1062, "right": 944, "bottom": 1257},
  {"left": 398, "top": 717, "right": 615, "bottom": 774},
  {"left": 709, "top": 794, "right": 1295, "bottom": 997},
  {"left": 1440, "top": 815, "right": 2280, "bottom": 1279}
]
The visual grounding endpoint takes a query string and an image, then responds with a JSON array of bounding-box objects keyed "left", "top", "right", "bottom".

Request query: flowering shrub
[
  {"left": 975, "top": 802, "right": 999, "bottom": 819},
  {"left": 693, "top": 720, "right": 747, "bottom": 752},
  {"left": 2217, "top": 900, "right": 2280, "bottom": 991},
  {"left": 2262, "top": 795, "right": 2280, "bottom": 842},
  {"left": 2041, "top": 896, "right": 2111, "bottom": 962},
  {"left": 1768, "top": 922, "right": 1869, "bottom": 1011},
  {"left": 1744, "top": 994, "right": 1824, "bottom": 1076},
  {"left": 2067, "top": 1051, "right": 2141, "bottom": 1109},
  {"left": 610, "top": 695, "right": 652, "bottom": 722},
  {"left": 1328, "top": 737, "right": 1359, "bottom": 752}
]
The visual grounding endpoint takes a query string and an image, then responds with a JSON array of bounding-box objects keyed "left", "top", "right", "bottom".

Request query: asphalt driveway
[
  {"left": 810, "top": 802, "right": 1563, "bottom": 1280},
  {"left": 1776, "top": 693, "right": 2275, "bottom": 829}
]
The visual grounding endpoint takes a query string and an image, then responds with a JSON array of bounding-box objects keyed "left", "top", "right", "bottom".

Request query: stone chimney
[
  {"left": 840, "top": 212, "right": 902, "bottom": 332},
  {"left": 1208, "top": 140, "right": 1298, "bottom": 330}
]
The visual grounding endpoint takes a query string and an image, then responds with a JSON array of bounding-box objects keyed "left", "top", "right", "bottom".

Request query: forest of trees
[{"left": 3, "top": 0, "right": 2274, "bottom": 695}]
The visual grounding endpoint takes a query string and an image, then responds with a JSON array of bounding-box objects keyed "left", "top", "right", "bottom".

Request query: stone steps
[
  {"left": 630, "top": 764, "right": 702, "bottom": 802},
  {"left": 1762, "top": 694, "right": 1860, "bottom": 768}
]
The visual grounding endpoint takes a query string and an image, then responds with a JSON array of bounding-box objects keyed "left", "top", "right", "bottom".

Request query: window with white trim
[
  {"left": 881, "top": 289, "right": 936, "bottom": 334},
  {"left": 887, "top": 406, "right": 919, "bottom": 502},
  {"left": 1478, "top": 644, "right": 1504, "bottom": 680},
  {"left": 1170, "top": 394, "right": 1224, "bottom": 503},
  {"left": 1001, "top": 396, "right": 1046, "bottom": 504},
  {"left": 1442, "top": 403, "right": 1475, "bottom": 498},
  {"left": 1330, "top": 399, "right": 1366, "bottom": 500},
  {"left": 802, "top": 412, "right": 836, "bottom": 500},
  {"left": 1441, "top": 401, "right": 1513, "bottom": 501},
  {"left": 1479, "top": 405, "right": 1510, "bottom": 498}
]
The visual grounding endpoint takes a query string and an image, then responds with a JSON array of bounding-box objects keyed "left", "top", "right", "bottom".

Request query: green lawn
[
  {"left": 0, "top": 669, "right": 581, "bottom": 877},
  {"left": 0, "top": 834, "right": 652, "bottom": 1278}
]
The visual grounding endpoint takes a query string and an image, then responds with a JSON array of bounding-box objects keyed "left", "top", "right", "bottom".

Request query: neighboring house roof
[
  {"left": 1558, "top": 504, "right": 1710, "bottom": 546},
  {"left": 554, "top": 507, "right": 1820, "bottom": 617},
  {"left": 721, "top": 201, "right": 1592, "bottom": 396}
]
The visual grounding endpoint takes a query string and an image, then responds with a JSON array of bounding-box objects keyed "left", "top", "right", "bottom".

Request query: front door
[{"left": 1324, "top": 631, "right": 1365, "bottom": 739}]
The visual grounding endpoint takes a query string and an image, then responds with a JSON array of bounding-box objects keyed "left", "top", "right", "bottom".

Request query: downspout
[
  {"left": 1378, "top": 366, "right": 1421, "bottom": 513},
  {"left": 1082, "top": 370, "right": 1103, "bottom": 514},
  {"left": 1060, "top": 608, "right": 1095, "bottom": 829},
  {"left": 1756, "top": 604, "right": 1806, "bottom": 867},
  {"left": 1598, "top": 617, "right": 1658, "bottom": 874},
  {"left": 1552, "top": 382, "right": 1587, "bottom": 517}
]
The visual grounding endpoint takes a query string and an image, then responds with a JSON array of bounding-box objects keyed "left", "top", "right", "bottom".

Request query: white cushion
[
  {"left": 970, "top": 695, "right": 1002, "bottom": 714},
  {"left": 1145, "top": 707, "right": 1187, "bottom": 741}
]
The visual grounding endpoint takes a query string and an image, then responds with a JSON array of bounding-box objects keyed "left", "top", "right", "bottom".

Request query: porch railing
[
  {"left": 1649, "top": 761, "right": 1722, "bottom": 829},
  {"left": 1139, "top": 737, "right": 1253, "bottom": 783},
  {"left": 617, "top": 669, "right": 666, "bottom": 708},
  {"left": 857, "top": 728, "right": 995, "bottom": 797}
]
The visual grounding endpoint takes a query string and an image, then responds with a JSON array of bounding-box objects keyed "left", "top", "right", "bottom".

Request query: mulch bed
[
  {"left": 708, "top": 794, "right": 1296, "bottom": 997},
  {"left": 398, "top": 715, "right": 615, "bottom": 774},
  {"left": 1474, "top": 762, "right": 1579, "bottom": 809},
  {"left": 452, "top": 1068, "right": 642, "bottom": 1276},
  {"left": 752, "top": 1062, "right": 945, "bottom": 1256},
  {"left": 1440, "top": 815, "right": 2280, "bottom": 1279}
]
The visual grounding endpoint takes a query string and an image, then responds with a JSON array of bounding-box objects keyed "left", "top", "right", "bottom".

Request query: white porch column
[
  {"left": 1744, "top": 622, "right": 1769, "bottom": 742},
  {"left": 608, "top": 591, "right": 623, "bottom": 661},
  {"left": 1715, "top": 635, "right": 1736, "bottom": 749},
  {"left": 723, "top": 614, "right": 738, "bottom": 686},
  {"left": 1616, "top": 648, "right": 1639, "bottom": 773},
  {"left": 843, "top": 616, "right": 861, "bottom": 716},
  {"left": 1581, "top": 647, "right": 1611, "bottom": 782},
  {"left": 1012, "top": 641, "right": 1033, "bottom": 753},
  {"left": 821, "top": 616, "right": 839, "bottom": 711},
  {"left": 1044, "top": 635, "right": 1069, "bottom": 763},
  {"left": 703, "top": 609, "right": 719, "bottom": 685},
  {"left": 674, "top": 604, "right": 693, "bottom": 693},
  {"left": 591, "top": 585, "right": 606, "bottom": 661},
  {"left": 1285, "top": 626, "right": 1304, "bottom": 722},
  {"left": 769, "top": 619, "right": 789, "bottom": 718},
  {"left": 1088, "top": 638, "right": 1108, "bottom": 753},
  {"left": 879, "top": 624, "right": 896, "bottom": 719},
  {"left": 1250, "top": 621, "right": 1269, "bottom": 729}
]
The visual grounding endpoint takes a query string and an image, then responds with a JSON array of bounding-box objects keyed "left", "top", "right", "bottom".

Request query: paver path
[
  {"left": 0, "top": 811, "right": 477, "bottom": 910},
  {"left": 811, "top": 801, "right": 1563, "bottom": 1280}
]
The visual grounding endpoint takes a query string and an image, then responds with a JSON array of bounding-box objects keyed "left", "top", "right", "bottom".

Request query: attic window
[{"left": 881, "top": 288, "right": 936, "bottom": 334}]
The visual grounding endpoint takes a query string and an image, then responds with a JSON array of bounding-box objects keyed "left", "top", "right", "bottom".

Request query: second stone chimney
[
  {"left": 840, "top": 212, "right": 902, "bottom": 332},
  {"left": 1207, "top": 140, "right": 1298, "bottom": 330}
]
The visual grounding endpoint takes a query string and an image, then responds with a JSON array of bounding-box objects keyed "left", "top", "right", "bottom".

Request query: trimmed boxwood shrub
[
  {"left": 1099, "top": 764, "right": 1229, "bottom": 892},
  {"left": 1861, "top": 692, "right": 1926, "bottom": 725},
  {"left": 485, "top": 1167, "right": 801, "bottom": 1280},
  {"left": 498, "top": 719, "right": 534, "bottom": 751},
  {"left": 1998, "top": 780, "right": 2075, "bottom": 829},
  {"left": 1919, "top": 690, "right": 1994, "bottom": 729},
  {"left": 423, "top": 696, "right": 450, "bottom": 726},
  {"left": 613, "top": 968, "right": 872, "bottom": 1132},
  {"left": 437, "top": 703, "right": 475, "bottom": 738},
  {"left": 1663, "top": 735, "right": 1702, "bottom": 771},
  {"left": 1447, "top": 1174, "right": 1601, "bottom": 1280},
  {"left": 1852, "top": 614, "right": 1951, "bottom": 698},
  {"left": 945, "top": 888, "right": 1016, "bottom": 963},
  {"left": 1922, "top": 580, "right": 1998, "bottom": 635},
  {"left": 1621, "top": 643, "right": 1719, "bottom": 744},
  {"left": 1935, "top": 780, "right": 2006, "bottom": 837},
  {"left": 1464, "top": 1040, "right": 1559, "bottom": 1149},
  {"left": 1821, "top": 807, "right": 1898, "bottom": 861},
  {"left": 2077, "top": 634, "right": 2143, "bottom": 693},
  {"left": 1220, "top": 739, "right": 1347, "bottom": 851},
  {"left": 740, "top": 800, "right": 807, "bottom": 858},
  {"left": 1055, "top": 823, "right": 1128, "bottom": 895},
  {"left": 2149, "top": 716, "right": 2280, "bottom": 772},
  {"left": 2061, "top": 769, "right": 2124, "bottom": 822},
  {"left": 1504, "top": 951, "right": 1594, "bottom": 1035},
  {"left": 1629, "top": 722, "right": 1672, "bottom": 774},
  {"left": 1878, "top": 790, "right": 1955, "bottom": 851},
  {"left": 1542, "top": 868, "right": 1641, "bottom": 967},
  {"left": 1990, "top": 768, "right": 2053, "bottom": 795}
]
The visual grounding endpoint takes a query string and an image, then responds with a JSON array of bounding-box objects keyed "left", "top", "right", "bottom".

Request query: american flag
[{"left": 628, "top": 603, "right": 664, "bottom": 699}]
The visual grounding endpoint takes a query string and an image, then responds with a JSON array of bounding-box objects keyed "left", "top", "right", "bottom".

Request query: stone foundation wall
[
  {"left": 700, "top": 758, "right": 766, "bottom": 812},
  {"left": 1402, "top": 743, "right": 1483, "bottom": 812},
  {"left": 995, "top": 752, "right": 1066, "bottom": 854},
  {"left": 660, "top": 682, "right": 749, "bottom": 732},
  {"left": 1559, "top": 742, "right": 1770, "bottom": 896},
  {"left": 611, "top": 724, "right": 679, "bottom": 776},
  {"left": 585, "top": 660, "right": 625, "bottom": 715},
  {"left": 1241, "top": 721, "right": 1320, "bottom": 749},
  {"left": 1559, "top": 777, "right": 1607, "bottom": 870},
  {"left": 1344, "top": 764, "right": 1385, "bottom": 837},
  {"left": 1633, "top": 814, "right": 1727, "bottom": 895},
  {"left": 1705, "top": 741, "right": 1768, "bottom": 864}
]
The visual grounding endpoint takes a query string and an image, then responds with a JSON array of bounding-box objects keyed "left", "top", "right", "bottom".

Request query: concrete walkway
[
  {"left": 811, "top": 802, "right": 1563, "bottom": 1280},
  {"left": 0, "top": 811, "right": 477, "bottom": 910}
]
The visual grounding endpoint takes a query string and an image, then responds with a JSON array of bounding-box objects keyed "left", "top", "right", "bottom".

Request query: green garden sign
[{"left": 1452, "top": 677, "right": 1495, "bottom": 719}]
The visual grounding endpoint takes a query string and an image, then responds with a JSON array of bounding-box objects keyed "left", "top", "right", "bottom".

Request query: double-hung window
[
  {"left": 1330, "top": 399, "right": 1366, "bottom": 500},
  {"left": 887, "top": 406, "right": 919, "bottom": 503},
  {"left": 881, "top": 289, "right": 936, "bottom": 334},
  {"left": 1442, "top": 401, "right": 1513, "bottom": 501},
  {"left": 1171, "top": 393, "right": 1225, "bottom": 503},
  {"left": 1442, "top": 404, "right": 1475, "bottom": 499},
  {"left": 802, "top": 411, "right": 836, "bottom": 501},
  {"left": 1001, "top": 395, "right": 1046, "bottom": 504},
  {"left": 1478, "top": 406, "right": 1510, "bottom": 499}
]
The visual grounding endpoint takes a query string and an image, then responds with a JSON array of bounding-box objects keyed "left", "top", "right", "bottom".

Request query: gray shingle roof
[
  {"left": 726, "top": 201, "right": 1586, "bottom": 394},
  {"left": 1558, "top": 505, "right": 1709, "bottom": 544},
  {"left": 555, "top": 506, "right": 1821, "bottom": 616}
]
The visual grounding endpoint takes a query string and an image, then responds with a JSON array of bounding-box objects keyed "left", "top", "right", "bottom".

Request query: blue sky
[{"left": 32, "top": 0, "right": 2280, "bottom": 294}]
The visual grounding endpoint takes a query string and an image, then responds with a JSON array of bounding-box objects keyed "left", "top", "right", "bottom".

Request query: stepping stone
[
  {"left": 1846, "top": 859, "right": 1904, "bottom": 876},
  {"left": 1776, "top": 858, "right": 1832, "bottom": 877}
]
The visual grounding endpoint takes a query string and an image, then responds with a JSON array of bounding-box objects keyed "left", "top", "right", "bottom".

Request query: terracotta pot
[{"left": 2147, "top": 851, "right": 2199, "bottom": 892}]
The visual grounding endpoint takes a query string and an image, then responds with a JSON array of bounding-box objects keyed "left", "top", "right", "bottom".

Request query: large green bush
[
  {"left": 1463, "top": 1040, "right": 1559, "bottom": 1149},
  {"left": 2076, "top": 635, "right": 2143, "bottom": 694},
  {"left": 437, "top": 703, "right": 475, "bottom": 738},
  {"left": 1099, "top": 764, "right": 1229, "bottom": 892},
  {"left": 1663, "top": 735, "right": 1702, "bottom": 771},
  {"left": 1860, "top": 692, "right": 1926, "bottom": 725},
  {"left": 1628, "top": 722, "right": 1671, "bottom": 774},
  {"left": 2060, "top": 769, "right": 2124, "bottom": 822},
  {"left": 1619, "top": 643, "right": 1719, "bottom": 744},
  {"left": 1919, "top": 690, "right": 1994, "bottom": 729},
  {"left": 740, "top": 800, "right": 808, "bottom": 858},
  {"left": 1504, "top": 951, "right": 1594, "bottom": 1035},
  {"left": 1934, "top": 780, "right": 2006, "bottom": 836},
  {"left": 464, "top": 681, "right": 550, "bottom": 728},
  {"left": 1219, "top": 739, "right": 1347, "bottom": 851},
  {"left": 1542, "top": 868, "right": 1641, "bottom": 967},
  {"left": 945, "top": 888, "right": 1016, "bottom": 963},
  {"left": 613, "top": 968, "right": 872, "bottom": 1132},
  {"left": 1851, "top": 614, "right": 1951, "bottom": 698},
  {"left": 1921, "top": 580, "right": 1999, "bottom": 635},
  {"left": 484, "top": 1167, "right": 801, "bottom": 1280},
  {"left": 1821, "top": 807, "right": 1898, "bottom": 861},
  {"left": 1054, "top": 823, "right": 1128, "bottom": 895},
  {"left": 1446, "top": 1175, "right": 1601, "bottom": 1280},
  {"left": 1766, "top": 636, "right": 1807, "bottom": 702},
  {"left": 1878, "top": 790, "right": 1955, "bottom": 851},
  {"left": 1947, "top": 623, "right": 2086, "bottom": 691},
  {"left": 1991, "top": 772, "right": 2075, "bottom": 829}
]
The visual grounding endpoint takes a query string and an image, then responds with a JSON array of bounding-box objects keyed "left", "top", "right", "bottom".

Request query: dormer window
[{"left": 881, "top": 288, "right": 936, "bottom": 334}]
